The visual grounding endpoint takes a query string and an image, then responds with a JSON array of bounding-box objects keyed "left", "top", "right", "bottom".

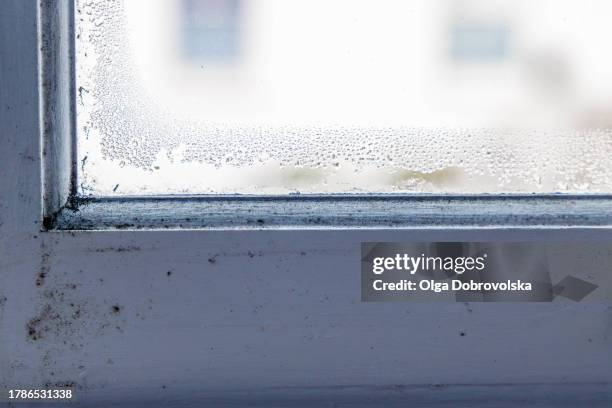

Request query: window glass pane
[{"left": 76, "top": 0, "right": 612, "bottom": 195}]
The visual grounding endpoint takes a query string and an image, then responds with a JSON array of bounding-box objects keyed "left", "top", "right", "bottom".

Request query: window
[
  {"left": 4, "top": 2, "right": 611, "bottom": 404},
  {"left": 40, "top": 1, "right": 612, "bottom": 229},
  {"left": 75, "top": 0, "right": 612, "bottom": 196}
]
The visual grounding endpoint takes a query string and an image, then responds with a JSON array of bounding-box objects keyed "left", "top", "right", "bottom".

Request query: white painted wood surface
[{"left": 1, "top": 1, "right": 611, "bottom": 406}]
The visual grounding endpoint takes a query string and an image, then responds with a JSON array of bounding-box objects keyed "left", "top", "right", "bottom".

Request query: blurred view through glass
[{"left": 76, "top": 0, "right": 612, "bottom": 195}]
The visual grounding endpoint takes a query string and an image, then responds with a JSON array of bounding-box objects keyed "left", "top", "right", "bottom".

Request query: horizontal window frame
[
  {"left": 41, "top": 0, "right": 612, "bottom": 231},
  {"left": 51, "top": 194, "right": 612, "bottom": 230}
]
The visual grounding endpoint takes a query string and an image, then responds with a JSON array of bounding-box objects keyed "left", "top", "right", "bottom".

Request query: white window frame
[{"left": 1, "top": 1, "right": 612, "bottom": 405}]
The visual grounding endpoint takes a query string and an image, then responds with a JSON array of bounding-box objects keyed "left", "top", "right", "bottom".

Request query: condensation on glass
[{"left": 76, "top": 0, "right": 612, "bottom": 195}]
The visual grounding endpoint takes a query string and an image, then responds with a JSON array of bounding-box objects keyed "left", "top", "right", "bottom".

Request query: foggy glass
[{"left": 76, "top": 0, "right": 612, "bottom": 195}]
